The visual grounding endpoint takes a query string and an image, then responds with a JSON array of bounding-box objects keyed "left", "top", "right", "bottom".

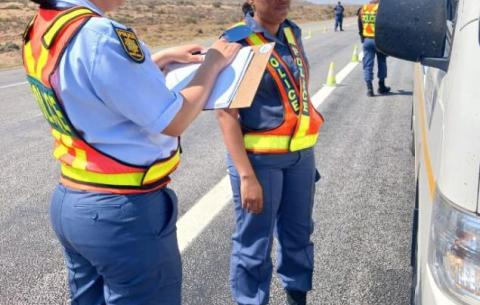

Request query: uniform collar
[
  {"left": 54, "top": 0, "right": 104, "bottom": 16},
  {"left": 244, "top": 14, "right": 290, "bottom": 46}
]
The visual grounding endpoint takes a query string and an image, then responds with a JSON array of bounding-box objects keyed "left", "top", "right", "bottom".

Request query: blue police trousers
[
  {"left": 227, "top": 148, "right": 319, "bottom": 305},
  {"left": 362, "top": 38, "right": 387, "bottom": 82},
  {"left": 50, "top": 184, "right": 182, "bottom": 305},
  {"left": 335, "top": 15, "right": 343, "bottom": 31}
]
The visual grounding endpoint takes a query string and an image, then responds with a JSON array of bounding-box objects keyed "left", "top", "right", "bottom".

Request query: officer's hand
[
  {"left": 151, "top": 44, "right": 205, "bottom": 70},
  {"left": 205, "top": 39, "right": 241, "bottom": 72},
  {"left": 240, "top": 175, "right": 264, "bottom": 214}
]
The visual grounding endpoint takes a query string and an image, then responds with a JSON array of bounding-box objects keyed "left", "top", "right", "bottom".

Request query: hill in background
[{"left": 0, "top": 0, "right": 358, "bottom": 68}]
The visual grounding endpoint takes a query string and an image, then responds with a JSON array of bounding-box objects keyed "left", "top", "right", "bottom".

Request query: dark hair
[
  {"left": 29, "top": 0, "right": 57, "bottom": 8},
  {"left": 242, "top": 2, "right": 254, "bottom": 16}
]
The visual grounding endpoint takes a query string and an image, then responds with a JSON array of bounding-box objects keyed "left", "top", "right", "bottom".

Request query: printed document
[{"left": 165, "top": 46, "right": 254, "bottom": 109}]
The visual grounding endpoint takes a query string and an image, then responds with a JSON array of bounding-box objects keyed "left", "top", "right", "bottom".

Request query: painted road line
[
  {"left": 312, "top": 52, "right": 363, "bottom": 109},
  {"left": 177, "top": 176, "right": 232, "bottom": 253},
  {"left": 177, "top": 51, "right": 363, "bottom": 253},
  {"left": 0, "top": 81, "right": 28, "bottom": 89}
]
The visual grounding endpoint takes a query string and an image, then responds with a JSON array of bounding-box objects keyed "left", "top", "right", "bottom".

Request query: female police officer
[
  {"left": 23, "top": 0, "right": 239, "bottom": 304},
  {"left": 217, "top": 1, "right": 323, "bottom": 305}
]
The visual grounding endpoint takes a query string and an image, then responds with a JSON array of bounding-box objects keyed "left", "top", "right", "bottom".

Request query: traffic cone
[
  {"left": 351, "top": 45, "right": 359, "bottom": 63},
  {"left": 304, "top": 28, "right": 312, "bottom": 39},
  {"left": 326, "top": 62, "right": 336, "bottom": 86}
]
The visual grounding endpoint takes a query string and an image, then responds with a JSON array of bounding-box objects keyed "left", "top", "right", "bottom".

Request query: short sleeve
[{"left": 89, "top": 27, "right": 183, "bottom": 135}]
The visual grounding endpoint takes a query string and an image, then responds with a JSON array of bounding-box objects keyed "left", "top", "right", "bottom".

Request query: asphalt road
[{"left": 0, "top": 18, "right": 415, "bottom": 305}]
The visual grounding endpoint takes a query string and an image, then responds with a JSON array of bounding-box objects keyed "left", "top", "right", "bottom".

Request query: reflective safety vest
[
  {"left": 231, "top": 22, "right": 324, "bottom": 154},
  {"left": 361, "top": 3, "right": 379, "bottom": 38},
  {"left": 22, "top": 7, "right": 180, "bottom": 194}
]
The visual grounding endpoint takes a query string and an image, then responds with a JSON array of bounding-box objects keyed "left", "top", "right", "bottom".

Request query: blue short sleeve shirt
[
  {"left": 51, "top": 0, "right": 182, "bottom": 166},
  {"left": 238, "top": 15, "right": 309, "bottom": 131}
]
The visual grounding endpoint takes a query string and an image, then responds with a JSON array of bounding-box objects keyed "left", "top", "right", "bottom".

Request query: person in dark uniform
[
  {"left": 23, "top": 0, "right": 240, "bottom": 304},
  {"left": 358, "top": 0, "right": 391, "bottom": 96},
  {"left": 217, "top": 1, "right": 323, "bottom": 305},
  {"left": 334, "top": 1, "right": 345, "bottom": 31}
]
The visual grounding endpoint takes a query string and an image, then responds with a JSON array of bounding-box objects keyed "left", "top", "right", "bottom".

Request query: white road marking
[
  {"left": 177, "top": 176, "right": 232, "bottom": 253},
  {"left": 0, "top": 81, "right": 28, "bottom": 89},
  {"left": 177, "top": 51, "right": 363, "bottom": 253},
  {"left": 312, "top": 52, "right": 363, "bottom": 109}
]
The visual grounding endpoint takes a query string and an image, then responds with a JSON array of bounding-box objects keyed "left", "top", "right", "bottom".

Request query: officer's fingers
[
  {"left": 241, "top": 198, "right": 249, "bottom": 211},
  {"left": 255, "top": 198, "right": 264, "bottom": 214},
  {"left": 246, "top": 198, "right": 258, "bottom": 214},
  {"left": 184, "top": 44, "right": 204, "bottom": 53},
  {"left": 245, "top": 199, "right": 257, "bottom": 214},
  {"left": 189, "top": 54, "right": 204, "bottom": 63}
]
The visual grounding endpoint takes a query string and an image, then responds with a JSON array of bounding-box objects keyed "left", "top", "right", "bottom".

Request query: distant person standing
[
  {"left": 334, "top": 1, "right": 345, "bottom": 31},
  {"left": 358, "top": 0, "right": 391, "bottom": 96}
]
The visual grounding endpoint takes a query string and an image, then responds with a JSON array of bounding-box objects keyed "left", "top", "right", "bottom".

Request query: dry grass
[{"left": 0, "top": 0, "right": 359, "bottom": 69}]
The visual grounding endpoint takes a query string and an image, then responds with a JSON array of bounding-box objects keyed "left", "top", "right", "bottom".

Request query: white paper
[{"left": 165, "top": 46, "right": 254, "bottom": 110}]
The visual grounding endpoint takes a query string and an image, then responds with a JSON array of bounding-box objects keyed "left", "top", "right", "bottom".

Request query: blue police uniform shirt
[
  {"left": 238, "top": 15, "right": 308, "bottom": 132},
  {"left": 335, "top": 4, "right": 345, "bottom": 16},
  {"left": 50, "top": 0, "right": 182, "bottom": 166}
]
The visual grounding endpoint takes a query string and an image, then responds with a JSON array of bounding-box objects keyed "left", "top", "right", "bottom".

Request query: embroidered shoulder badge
[{"left": 114, "top": 26, "right": 145, "bottom": 63}]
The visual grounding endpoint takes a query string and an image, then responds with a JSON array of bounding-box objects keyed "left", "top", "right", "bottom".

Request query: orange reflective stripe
[
  {"left": 362, "top": 3, "right": 378, "bottom": 38},
  {"left": 42, "top": 7, "right": 94, "bottom": 48},
  {"left": 24, "top": 8, "right": 180, "bottom": 193},
  {"left": 238, "top": 25, "right": 321, "bottom": 153}
]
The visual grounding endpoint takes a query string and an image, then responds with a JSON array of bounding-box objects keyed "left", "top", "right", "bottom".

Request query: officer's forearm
[
  {"left": 162, "top": 60, "right": 223, "bottom": 137},
  {"left": 216, "top": 109, "right": 256, "bottom": 179}
]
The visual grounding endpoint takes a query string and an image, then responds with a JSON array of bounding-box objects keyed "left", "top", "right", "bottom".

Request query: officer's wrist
[{"left": 240, "top": 172, "right": 256, "bottom": 181}]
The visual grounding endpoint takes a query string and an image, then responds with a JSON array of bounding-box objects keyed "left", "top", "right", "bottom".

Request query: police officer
[
  {"left": 358, "top": 0, "right": 391, "bottom": 96},
  {"left": 23, "top": 0, "right": 240, "bottom": 304},
  {"left": 334, "top": 1, "right": 345, "bottom": 31},
  {"left": 217, "top": 1, "right": 323, "bottom": 305}
]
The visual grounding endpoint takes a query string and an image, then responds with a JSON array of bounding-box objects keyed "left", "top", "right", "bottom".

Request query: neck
[
  {"left": 89, "top": 0, "right": 109, "bottom": 12},
  {"left": 254, "top": 15, "right": 281, "bottom": 37}
]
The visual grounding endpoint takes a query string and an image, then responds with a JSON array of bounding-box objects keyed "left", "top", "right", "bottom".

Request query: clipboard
[
  {"left": 228, "top": 42, "right": 275, "bottom": 109},
  {"left": 164, "top": 42, "right": 275, "bottom": 110}
]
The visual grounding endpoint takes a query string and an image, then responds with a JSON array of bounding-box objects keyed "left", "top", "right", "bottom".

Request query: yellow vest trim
[
  {"left": 244, "top": 135, "right": 291, "bottom": 151},
  {"left": 289, "top": 134, "right": 318, "bottom": 152},
  {"left": 362, "top": 3, "right": 378, "bottom": 38},
  {"left": 42, "top": 8, "right": 94, "bottom": 49},
  {"left": 61, "top": 164, "right": 145, "bottom": 186},
  {"left": 143, "top": 150, "right": 180, "bottom": 185}
]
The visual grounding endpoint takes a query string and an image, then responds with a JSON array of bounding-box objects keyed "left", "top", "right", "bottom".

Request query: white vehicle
[{"left": 376, "top": 0, "right": 480, "bottom": 304}]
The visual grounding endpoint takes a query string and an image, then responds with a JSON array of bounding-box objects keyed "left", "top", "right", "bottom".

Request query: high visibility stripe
[
  {"left": 53, "top": 143, "right": 69, "bottom": 159},
  {"left": 362, "top": 3, "right": 378, "bottom": 38},
  {"left": 25, "top": 8, "right": 181, "bottom": 193},
  {"left": 244, "top": 135, "right": 291, "bottom": 150},
  {"left": 61, "top": 164, "right": 146, "bottom": 186},
  {"left": 248, "top": 34, "right": 263, "bottom": 45},
  {"left": 23, "top": 42, "right": 36, "bottom": 76},
  {"left": 283, "top": 27, "right": 312, "bottom": 150},
  {"left": 283, "top": 27, "right": 296, "bottom": 45},
  {"left": 236, "top": 25, "right": 320, "bottom": 153},
  {"left": 296, "top": 115, "right": 310, "bottom": 137},
  {"left": 35, "top": 45, "right": 49, "bottom": 80},
  {"left": 42, "top": 8, "right": 94, "bottom": 48},
  {"left": 143, "top": 150, "right": 180, "bottom": 184},
  {"left": 289, "top": 134, "right": 318, "bottom": 151},
  {"left": 72, "top": 148, "right": 88, "bottom": 170}
]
